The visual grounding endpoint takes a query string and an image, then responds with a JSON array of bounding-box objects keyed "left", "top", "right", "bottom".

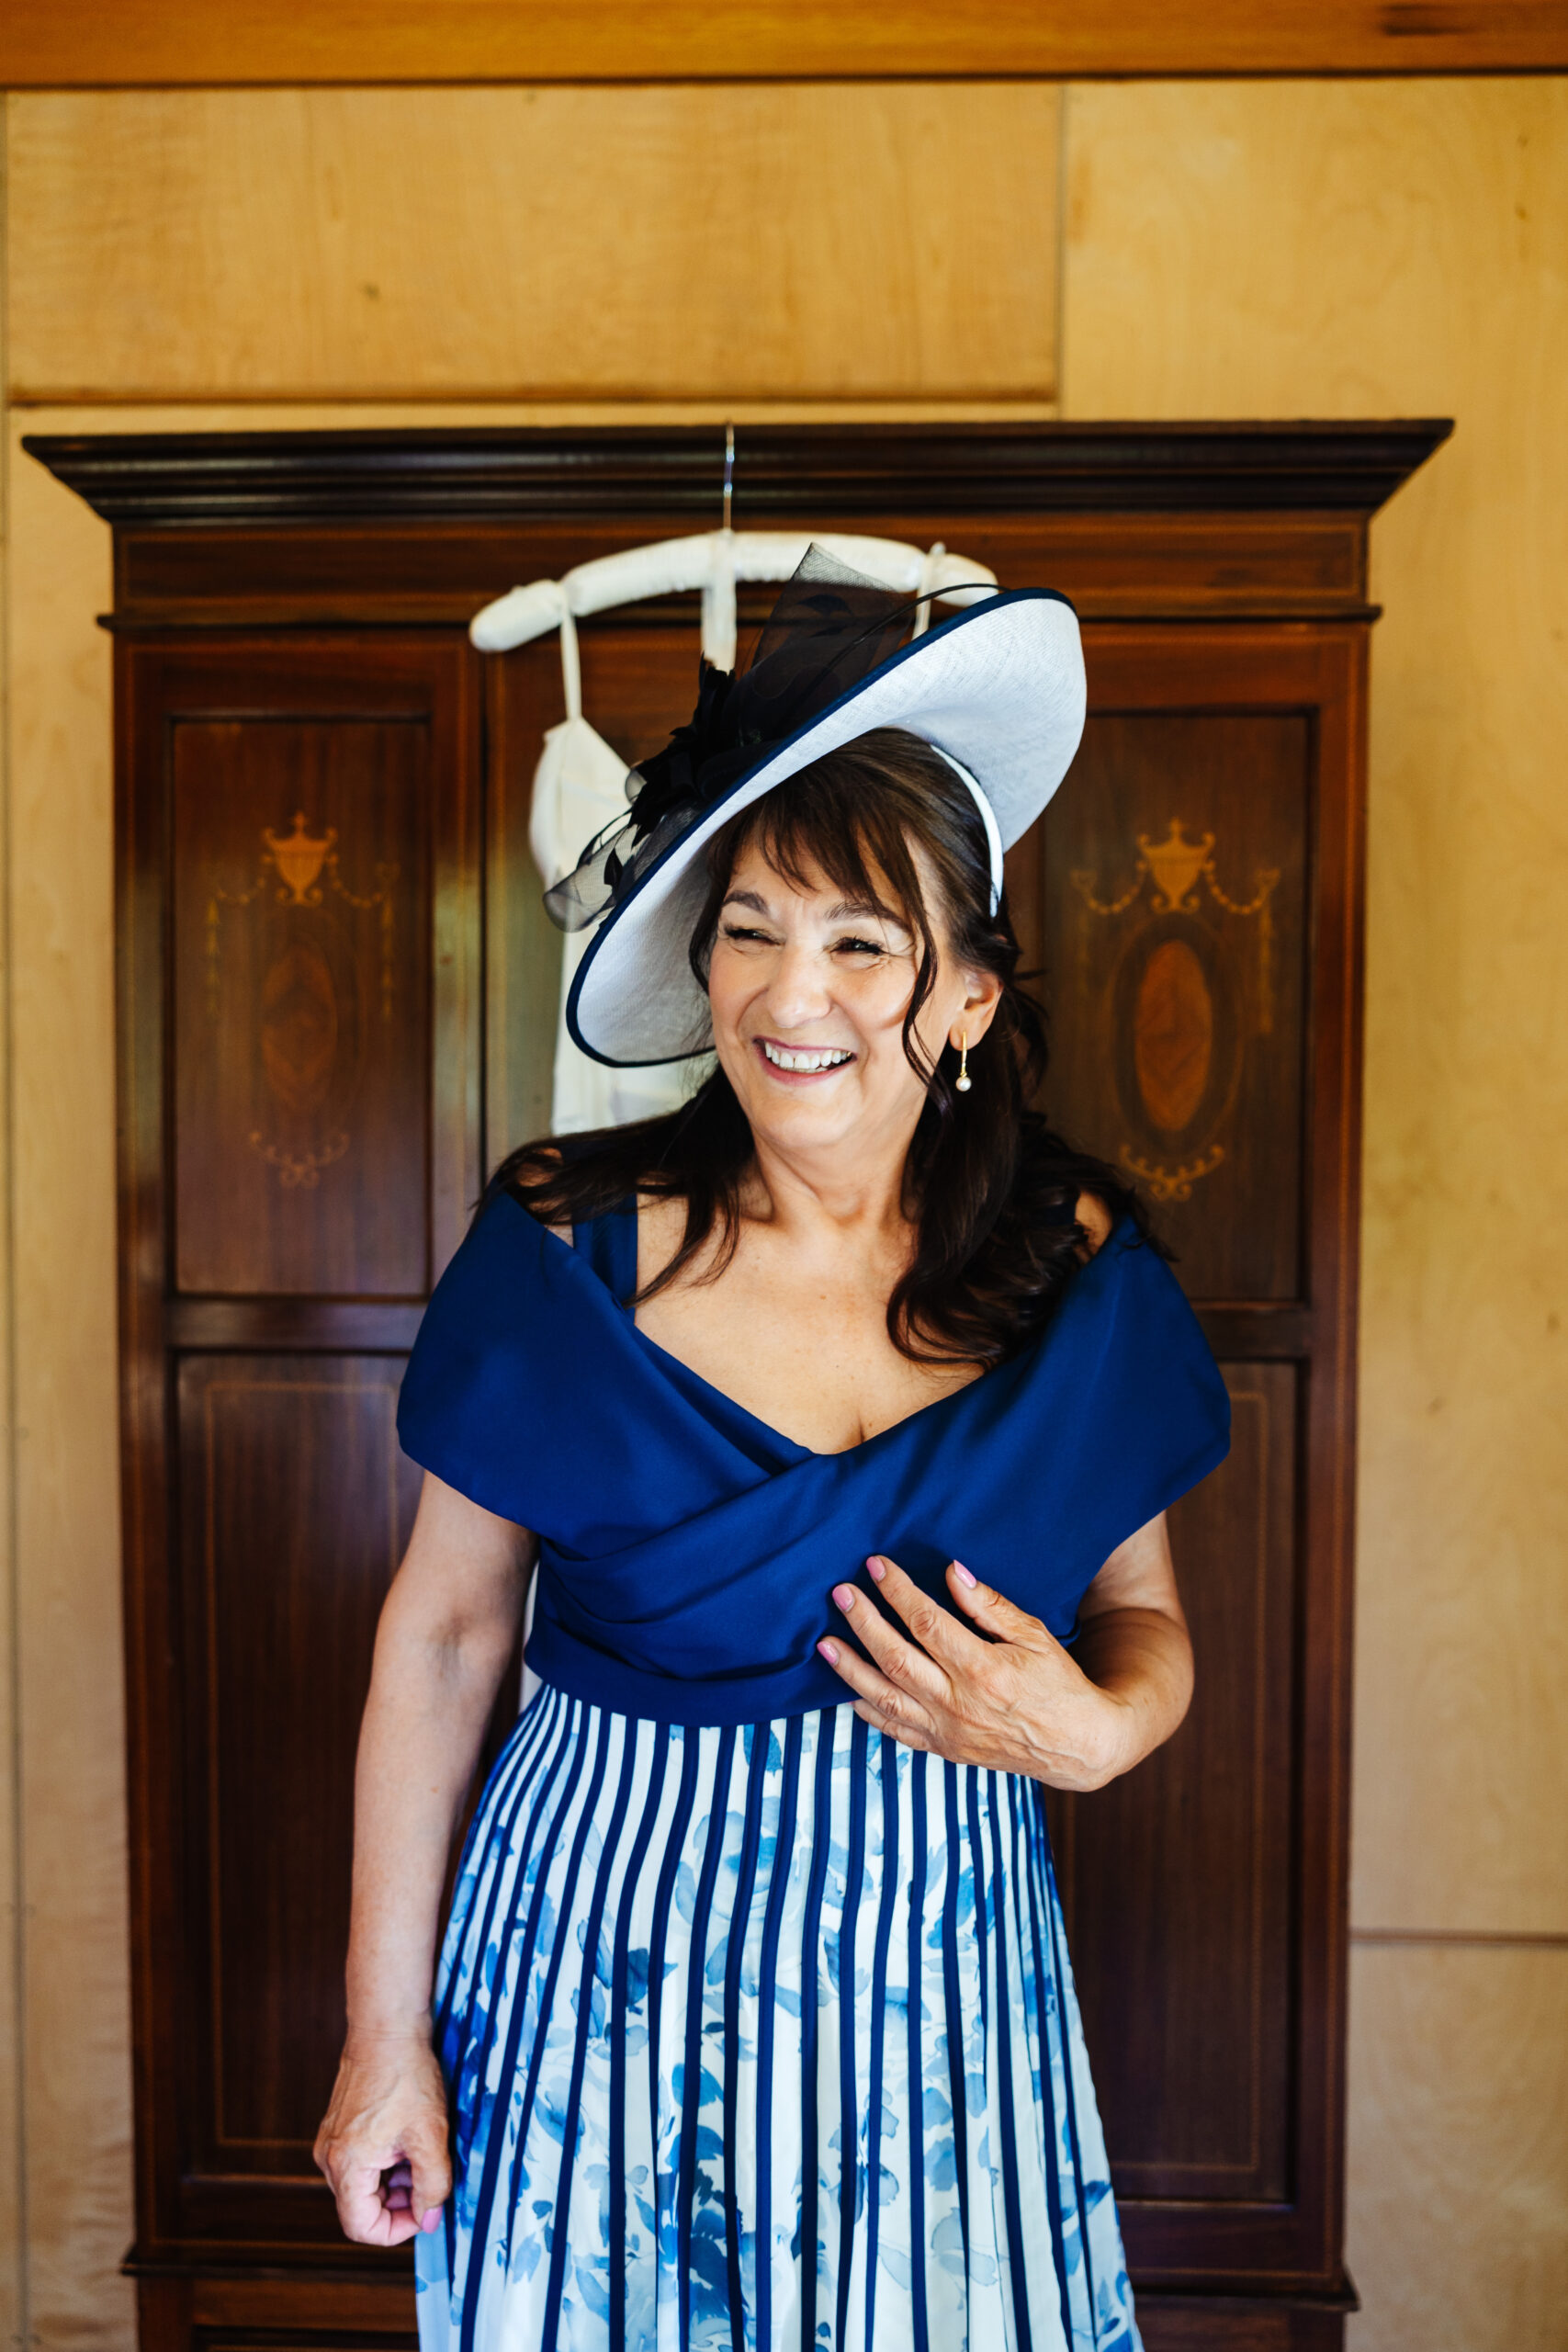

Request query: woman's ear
[{"left": 952, "top": 966, "right": 1005, "bottom": 1048}]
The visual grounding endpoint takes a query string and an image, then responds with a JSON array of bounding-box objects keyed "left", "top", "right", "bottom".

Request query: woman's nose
[{"left": 762, "top": 942, "right": 833, "bottom": 1027}]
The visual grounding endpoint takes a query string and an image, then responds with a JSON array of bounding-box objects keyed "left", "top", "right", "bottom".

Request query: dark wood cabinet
[{"left": 27, "top": 421, "right": 1447, "bottom": 2352}]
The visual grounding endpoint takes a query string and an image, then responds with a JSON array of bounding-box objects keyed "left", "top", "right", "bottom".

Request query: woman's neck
[{"left": 741, "top": 1125, "right": 916, "bottom": 1250}]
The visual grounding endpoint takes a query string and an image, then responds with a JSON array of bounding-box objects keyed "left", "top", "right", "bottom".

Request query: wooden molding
[
  {"left": 22, "top": 421, "right": 1454, "bottom": 530},
  {"left": 5, "top": 0, "right": 1568, "bottom": 85}
]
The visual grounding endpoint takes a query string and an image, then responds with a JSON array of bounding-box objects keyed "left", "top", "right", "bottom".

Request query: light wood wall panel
[
  {"left": 5, "top": 421, "right": 135, "bottom": 2347},
  {"left": 1062, "top": 77, "right": 1568, "bottom": 1942},
  {"left": 6, "top": 85, "right": 1060, "bottom": 405},
  {"left": 1346, "top": 1942, "right": 1568, "bottom": 2351},
  {"left": 0, "top": 379, "right": 26, "bottom": 2352}
]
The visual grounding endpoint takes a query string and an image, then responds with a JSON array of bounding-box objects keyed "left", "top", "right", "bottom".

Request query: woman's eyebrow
[
  {"left": 825, "top": 898, "right": 905, "bottom": 926},
  {"left": 720, "top": 888, "right": 773, "bottom": 915}
]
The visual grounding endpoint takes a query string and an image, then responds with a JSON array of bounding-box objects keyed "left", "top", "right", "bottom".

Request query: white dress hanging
[
  {"left": 527, "top": 606, "right": 705, "bottom": 1134},
  {"left": 491, "top": 526, "right": 998, "bottom": 1136}
]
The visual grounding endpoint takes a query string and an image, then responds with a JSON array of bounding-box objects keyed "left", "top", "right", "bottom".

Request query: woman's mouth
[{"left": 755, "top": 1038, "right": 856, "bottom": 1079}]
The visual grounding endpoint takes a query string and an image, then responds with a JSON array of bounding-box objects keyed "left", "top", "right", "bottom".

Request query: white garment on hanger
[
  {"left": 491, "top": 529, "right": 998, "bottom": 1136},
  {"left": 527, "top": 611, "right": 707, "bottom": 1134}
]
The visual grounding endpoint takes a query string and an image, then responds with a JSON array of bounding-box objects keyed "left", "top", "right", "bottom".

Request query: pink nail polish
[
  {"left": 818, "top": 1639, "right": 840, "bottom": 1665},
  {"left": 834, "top": 1585, "right": 855, "bottom": 1611},
  {"left": 866, "top": 1555, "right": 886, "bottom": 1581},
  {"left": 953, "top": 1561, "right": 977, "bottom": 1588}
]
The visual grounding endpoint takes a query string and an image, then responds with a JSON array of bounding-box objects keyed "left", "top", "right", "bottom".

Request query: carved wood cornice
[{"left": 25, "top": 420, "right": 1452, "bottom": 530}]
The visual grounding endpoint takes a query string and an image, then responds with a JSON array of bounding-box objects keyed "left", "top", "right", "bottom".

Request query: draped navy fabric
[
  {"left": 400, "top": 1193, "right": 1230, "bottom": 2351},
  {"left": 397, "top": 1192, "right": 1231, "bottom": 1728}
]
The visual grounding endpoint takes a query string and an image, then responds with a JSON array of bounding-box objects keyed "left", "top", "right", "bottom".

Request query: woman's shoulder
[
  {"left": 1072, "top": 1191, "right": 1114, "bottom": 1259},
  {"left": 496, "top": 1147, "right": 573, "bottom": 1242}
]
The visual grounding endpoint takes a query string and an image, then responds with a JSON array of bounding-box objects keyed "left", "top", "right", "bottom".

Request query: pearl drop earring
[{"left": 955, "top": 1032, "right": 972, "bottom": 1093}]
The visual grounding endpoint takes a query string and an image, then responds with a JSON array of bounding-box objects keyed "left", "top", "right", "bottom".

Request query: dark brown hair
[{"left": 485, "top": 728, "right": 1158, "bottom": 1364}]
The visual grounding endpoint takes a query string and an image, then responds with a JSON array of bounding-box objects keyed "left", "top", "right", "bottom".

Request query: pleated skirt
[{"left": 415, "top": 1681, "right": 1141, "bottom": 2352}]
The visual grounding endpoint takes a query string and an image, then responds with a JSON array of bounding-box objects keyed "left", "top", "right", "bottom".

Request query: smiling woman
[{"left": 314, "top": 554, "right": 1232, "bottom": 2351}]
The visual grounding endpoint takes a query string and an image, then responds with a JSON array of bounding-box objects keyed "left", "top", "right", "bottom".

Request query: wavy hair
[{"left": 484, "top": 729, "right": 1159, "bottom": 1364}]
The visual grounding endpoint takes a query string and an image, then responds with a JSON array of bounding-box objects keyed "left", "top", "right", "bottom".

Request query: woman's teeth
[{"left": 761, "top": 1042, "right": 853, "bottom": 1073}]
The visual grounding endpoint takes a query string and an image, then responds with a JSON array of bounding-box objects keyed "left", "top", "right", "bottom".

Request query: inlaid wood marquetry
[
  {"left": 1021, "top": 703, "right": 1310, "bottom": 1300},
  {"left": 176, "top": 720, "right": 426, "bottom": 1285}
]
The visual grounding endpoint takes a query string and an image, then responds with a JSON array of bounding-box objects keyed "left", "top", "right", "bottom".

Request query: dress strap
[{"left": 571, "top": 1197, "right": 639, "bottom": 1306}]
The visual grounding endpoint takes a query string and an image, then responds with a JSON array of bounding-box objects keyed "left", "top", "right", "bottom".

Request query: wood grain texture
[
  {"left": 4, "top": 421, "right": 137, "bottom": 2345},
  {"left": 176, "top": 1359, "right": 422, "bottom": 2164},
  {"left": 26, "top": 421, "right": 1445, "bottom": 527},
  {"left": 0, "top": 397, "right": 471, "bottom": 2348},
  {"left": 0, "top": 388, "right": 23, "bottom": 2352},
  {"left": 1055, "top": 1372, "right": 1299, "bottom": 2205},
  {"left": 1345, "top": 1944, "right": 1568, "bottom": 2350},
  {"left": 1062, "top": 77, "right": 1568, "bottom": 1940},
  {"left": 118, "top": 632, "right": 481, "bottom": 2258},
  {"left": 6, "top": 85, "right": 1059, "bottom": 403},
  {"left": 4, "top": 0, "right": 1568, "bottom": 85},
  {"left": 1036, "top": 707, "right": 1311, "bottom": 1297}
]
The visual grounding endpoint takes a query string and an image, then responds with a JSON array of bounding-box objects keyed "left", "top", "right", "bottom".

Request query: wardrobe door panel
[
  {"left": 177, "top": 1354, "right": 420, "bottom": 2172},
  {"left": 173, "top": 717, "right": 432, "bottom": 1298},
  {"left": 1021, "top": 708, "right": 1311, "bottom": 1305},
  {"left": 118, "top": 633, "right": 483, "bottom": 2260},
  {"left": 1027, "top": 625, "right": 1360, "bottom": 2290},
  {"left": 1053, "top": 1362, "right": 1298, "bottom": 2206}
]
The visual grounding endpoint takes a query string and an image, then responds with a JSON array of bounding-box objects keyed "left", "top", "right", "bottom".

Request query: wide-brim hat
[{"left": 558, "top": 548, "right": 1086, "bottom": 1068}]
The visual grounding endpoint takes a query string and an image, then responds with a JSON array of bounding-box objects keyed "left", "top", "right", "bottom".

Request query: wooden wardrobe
[{"left": 28, "top": 420, "right": 1448, "bottom": 2352}]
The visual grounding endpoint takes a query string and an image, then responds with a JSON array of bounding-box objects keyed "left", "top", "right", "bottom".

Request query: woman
[{"left": 316, "top": 554, "right": 1230, "bottom": 2351}]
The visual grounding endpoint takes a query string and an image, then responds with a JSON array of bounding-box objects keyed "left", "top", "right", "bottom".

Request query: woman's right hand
[{"left": 314, "top": 2029, "right": 452, "bottom": 2247}]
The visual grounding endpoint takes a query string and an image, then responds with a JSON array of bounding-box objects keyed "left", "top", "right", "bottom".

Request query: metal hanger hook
[{"left": 722, "top": 423, "right": 735, "bottom": 533}]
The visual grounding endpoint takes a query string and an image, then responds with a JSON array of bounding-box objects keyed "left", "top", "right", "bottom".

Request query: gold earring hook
[{"left": 955, "top": 1032, "right": 972, "bottom": 1093}]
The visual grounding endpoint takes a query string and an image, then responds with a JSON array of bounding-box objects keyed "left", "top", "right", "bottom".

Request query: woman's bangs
[{"left": 733, "top": 763, "right": 927, "bottom": 937}]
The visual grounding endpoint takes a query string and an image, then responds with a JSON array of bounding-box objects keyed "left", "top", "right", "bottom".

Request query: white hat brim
[{"left": 567, "top": 588, "right": 1084, "bottom": 1069}]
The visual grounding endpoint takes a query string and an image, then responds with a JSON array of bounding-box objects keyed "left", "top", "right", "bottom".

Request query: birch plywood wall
[
  {"left": 1057, "top": 79, "right": 1568, "bottom": 2346},
  {"left": 6, "top": 86, "right": 1061, "bottom": 406},
  {"left": 3, "top": 72, "right": 1566, "bottom": 2352}
]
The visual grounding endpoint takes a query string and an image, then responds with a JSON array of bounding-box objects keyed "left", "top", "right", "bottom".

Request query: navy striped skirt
[{"left": 414, "top": 1682, "right": 1141, "bottom": 2352}]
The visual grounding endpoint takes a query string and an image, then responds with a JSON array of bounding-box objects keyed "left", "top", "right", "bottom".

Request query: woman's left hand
[{"left": 818, "top": 1554, "right": 1141, "bottom": 1791}]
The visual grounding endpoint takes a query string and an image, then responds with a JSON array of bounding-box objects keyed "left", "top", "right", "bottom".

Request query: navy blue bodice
[{"left": 396, "top": 1193, "right": 1229, "bottom": 1725}]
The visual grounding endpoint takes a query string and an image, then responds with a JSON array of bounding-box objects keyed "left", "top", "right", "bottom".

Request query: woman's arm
[
  {"left": 818, "top": 1512, "right": 1193, "bottom": 1791},
  {"left": 313, "top": 1472, "right": 534, "bottom": 2245}
]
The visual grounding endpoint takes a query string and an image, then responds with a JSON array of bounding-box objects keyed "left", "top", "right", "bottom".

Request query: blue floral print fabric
[{"left": 414, "top": 1686, "right": 1142, "bottom": 2352}]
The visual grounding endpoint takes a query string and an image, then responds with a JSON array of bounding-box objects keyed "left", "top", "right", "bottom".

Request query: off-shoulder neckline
[{"left": 493, "top": 1187, "right": 1119, "bottom": 1467}]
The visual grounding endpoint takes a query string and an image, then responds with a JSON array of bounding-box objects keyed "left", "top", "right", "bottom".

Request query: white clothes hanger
[{"left": 470, "top": 529, "right": 998, "bottom": 670}]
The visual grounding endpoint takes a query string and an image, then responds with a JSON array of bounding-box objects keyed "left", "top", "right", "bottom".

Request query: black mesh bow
[{"left": 544, "top": 546, "right": 942, "bottom": 933}]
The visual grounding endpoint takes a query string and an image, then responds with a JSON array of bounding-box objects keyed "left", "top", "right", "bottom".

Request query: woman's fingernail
[
  {"left": 953, "top": 1561, "right": 977, "bottom": 1588},
  {"left": 833, "top": 1585, "right": 856, "bottom": 1611},
  {"left": 818, "top": 1639, "right": 840, "bottom": 1666},
  {"left": 421, "top": 2208, "right": 442, "bottom": 2232},
  {"left": 866, "top": 1555, "right": 886, "bottom": 1581}
]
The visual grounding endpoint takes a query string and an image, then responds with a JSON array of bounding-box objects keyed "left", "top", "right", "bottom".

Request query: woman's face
[{"left": 706, "top": 831, "right": 1001, "bottom": 1165}]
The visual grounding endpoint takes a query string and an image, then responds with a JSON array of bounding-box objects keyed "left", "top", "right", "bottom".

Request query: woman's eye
[
  {"left": 720, "top": 923, "right": 774, "bottom": 945},
  {"left": 834, "top": 935, "right": 887, "bottom": 957}
]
